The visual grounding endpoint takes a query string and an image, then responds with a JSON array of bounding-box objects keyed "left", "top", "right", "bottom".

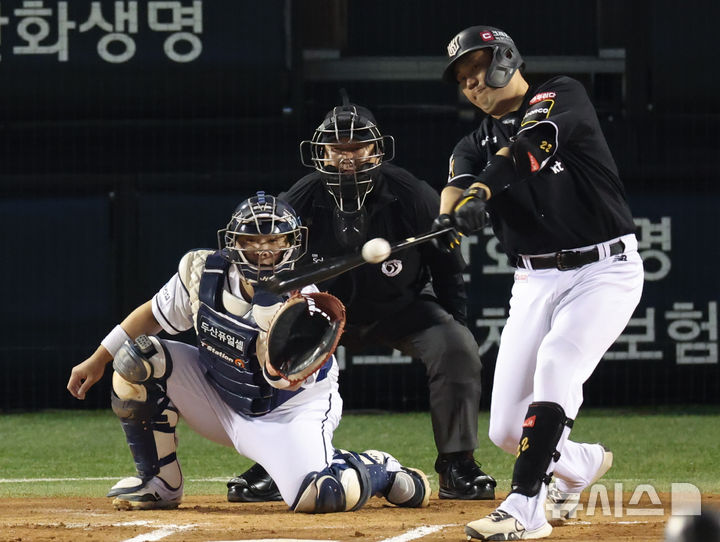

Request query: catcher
[{"left": 66, "top": 192, "right": 430, "bottom": 513}]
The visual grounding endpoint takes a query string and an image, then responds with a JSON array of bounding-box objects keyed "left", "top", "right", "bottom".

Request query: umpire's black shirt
[
  {"left": 448, "top": 76, "right": 636, "bottom": 259},
  {"left": 280, "top": 162, "right": 468, "bottom": 328}
]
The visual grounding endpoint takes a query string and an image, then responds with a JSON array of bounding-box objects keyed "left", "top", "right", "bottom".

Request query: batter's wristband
[{"left": 100, "top": 324, "right": 131, "bottom": 357}]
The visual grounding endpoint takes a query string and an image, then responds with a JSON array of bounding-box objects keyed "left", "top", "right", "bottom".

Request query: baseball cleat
[
  {"left": 108, "top": 475, "right": 183, "bottom": 510},
  {"left": 436, "top": 456, "right": 496, "bottom": 500},
  {"left": 546, "top": 444, "right": 613, "bottom": 523},
  {"left": 385, "top": 467, "right": 431, "bottom": 508},
  {"left": 227, "top": 463, "right": 283, "bottom": 503},
  {"left": 545, "top": 483, "right": 581, "bottom": 523},
  {"left": 466, "top": 509, "right": 552, "bottom": 540}
]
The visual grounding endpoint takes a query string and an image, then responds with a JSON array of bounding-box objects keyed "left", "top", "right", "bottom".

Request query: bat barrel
[{"left": 261, "top": 226, "right": 454, "bottom": 294}]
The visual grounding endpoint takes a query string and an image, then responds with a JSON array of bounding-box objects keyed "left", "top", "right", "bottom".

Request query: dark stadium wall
[{"left": 0, "top": 0, "right": 717, "bottom": 410}]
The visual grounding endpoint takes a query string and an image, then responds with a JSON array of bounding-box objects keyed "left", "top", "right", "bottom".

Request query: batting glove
[
  {"left": 431, "top": 214, "right": 463, "bottom": 253},
  {"left": 453, "top": 186, "right": 488, "bottom": 235}
]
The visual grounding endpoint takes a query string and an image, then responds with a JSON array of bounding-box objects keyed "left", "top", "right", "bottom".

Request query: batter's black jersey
[
  {"left": 448, "top": 76, "right": 636, "bottom": 258},
  {"left": 280, "top": 162, "right": 468, "bottom": 326}
]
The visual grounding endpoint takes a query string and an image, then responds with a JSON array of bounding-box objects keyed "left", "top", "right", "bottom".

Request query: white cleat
[
  {"left": 546, "top": 445, "right": 613, "bottom": 523},
  {"left": 107, "top": 475, "right": 183, "bottom": 510},
  {"left": 466, "top": 509, "right": 552, "bottom": 540}
]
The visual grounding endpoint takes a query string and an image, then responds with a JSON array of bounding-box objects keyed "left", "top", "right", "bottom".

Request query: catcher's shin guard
[
  {"left": 511, "top": 402, "right": 574, "bottom": 497},
  {"left": 291, "top": 448, "right": 430, "bottom": 514},
  {"left": 109, "top": 336, "right": 182, "bottom": 500},
  {"left": 356, "top": 450, "right": 430, "bottom": 508}
]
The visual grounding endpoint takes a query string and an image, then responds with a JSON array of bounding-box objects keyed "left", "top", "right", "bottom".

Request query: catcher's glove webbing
[{"left": 266, "top": 292, "right": 346, "bottom": 383}]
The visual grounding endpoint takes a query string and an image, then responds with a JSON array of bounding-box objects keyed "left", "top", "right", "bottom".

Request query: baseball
[{"left": 361, "top": 237, "right": 392, "bottom": 264}]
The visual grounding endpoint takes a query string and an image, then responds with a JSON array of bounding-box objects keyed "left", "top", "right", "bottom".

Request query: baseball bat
[{"left": 259, "top": 227, "right": 453, "bottom": 294}]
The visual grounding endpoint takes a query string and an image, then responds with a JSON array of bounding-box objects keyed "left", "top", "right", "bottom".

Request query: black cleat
[
  {"left": 227, "top": 463, "right": 283, "bottom": 503},
  {"left": 435, "top": 456, "right": 496, "bottom": 500}
]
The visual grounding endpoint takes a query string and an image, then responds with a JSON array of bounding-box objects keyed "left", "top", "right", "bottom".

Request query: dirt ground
[{"left": 1, "top": 492, "right": 716, "bottom": 542}]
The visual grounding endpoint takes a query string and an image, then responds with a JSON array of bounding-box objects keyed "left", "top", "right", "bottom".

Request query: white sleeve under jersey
[{"left": 152, "top": 272, "right": 194, "bottom": 335}]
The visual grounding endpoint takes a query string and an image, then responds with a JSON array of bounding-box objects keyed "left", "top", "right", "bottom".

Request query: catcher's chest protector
[{"left": 196, "top": 253, "right": 298, "bottom": 416}]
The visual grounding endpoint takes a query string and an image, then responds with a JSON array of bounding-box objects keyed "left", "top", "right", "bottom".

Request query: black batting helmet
[{"left": 442, "top": 25, "right": 523, "bottom": 88}]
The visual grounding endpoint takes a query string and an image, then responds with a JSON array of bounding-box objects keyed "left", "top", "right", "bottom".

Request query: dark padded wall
[{"left": 1, "top": 0, "right": 717, "bottom": 410}]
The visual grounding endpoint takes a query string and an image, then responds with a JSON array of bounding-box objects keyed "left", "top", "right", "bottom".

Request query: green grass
[{"left": 1, "top": 407, "right": 719, "bottom": 498}]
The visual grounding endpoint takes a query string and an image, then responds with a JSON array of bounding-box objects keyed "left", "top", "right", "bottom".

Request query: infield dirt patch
[{"left": 1, "top": 492, "right": 716, "bottom": 541}]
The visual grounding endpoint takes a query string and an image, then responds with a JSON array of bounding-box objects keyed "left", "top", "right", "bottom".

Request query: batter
[{"left": 433, "top": 26, "right": 645, "bottom": 540}]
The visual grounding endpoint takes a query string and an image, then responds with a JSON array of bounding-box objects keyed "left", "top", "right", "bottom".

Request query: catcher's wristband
[
  {"left": 100, "top": 324, "right": 131, "bottom": 357},
  {"left": 262, "top": 362, "right": 296, "bottom": 389}
]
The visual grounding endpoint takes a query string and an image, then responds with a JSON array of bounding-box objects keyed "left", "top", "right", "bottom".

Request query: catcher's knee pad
[
  {"left": 292, "top": 471, "right": 351, "bottom": 513},
  {"left": 114, "top": 335, "right": 169, "bottom": 384},
  {"left": 511, "top": 401, "right": 574, "bottom": 497},
  {"left": 291, "top": 450, "right": 376, "bottom": 513}
]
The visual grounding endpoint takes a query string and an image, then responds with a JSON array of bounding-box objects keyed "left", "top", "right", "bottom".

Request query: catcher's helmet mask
[
  {"left": 442, "top": 25, "right": 523, "bottom": 88},
  {"left": 299, "top": 91, "right": 395, "bottom": 213},
  {"left": 219, "top": 192, "right": 307, "bottom": 283}
]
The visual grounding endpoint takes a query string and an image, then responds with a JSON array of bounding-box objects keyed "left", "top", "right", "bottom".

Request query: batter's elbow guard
[{"left": 510, "top": 123, "right": 558, "bottom": 177}]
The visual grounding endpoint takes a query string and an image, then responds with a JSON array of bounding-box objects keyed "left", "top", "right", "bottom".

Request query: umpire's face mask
[{"left": 322, "top": 141, "right": 378, "bottom": 213}]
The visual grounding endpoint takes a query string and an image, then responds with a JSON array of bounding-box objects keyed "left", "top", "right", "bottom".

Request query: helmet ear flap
[{"left": 485, "top": 44, "right": 521, "bottom": 88}]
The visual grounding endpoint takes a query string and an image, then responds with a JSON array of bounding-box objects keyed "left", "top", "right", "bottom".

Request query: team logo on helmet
[{"left": 447, "top": 35, "right": 461, "bottom": 57}]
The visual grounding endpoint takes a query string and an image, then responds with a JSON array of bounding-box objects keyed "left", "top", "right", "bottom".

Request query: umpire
[{"left": 227, "top": 94, "right": 496, "bottom": 502}]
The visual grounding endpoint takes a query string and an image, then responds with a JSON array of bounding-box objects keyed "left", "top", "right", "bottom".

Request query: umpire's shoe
[
  {"left": 435, "top": 453, "right": 496, "bottom": 500},
  {"left": 227, "top": 463, "right": 283, "bottom": 503},
  {"left": 107, "top": 475, "right": 183, "bottom": 510}
]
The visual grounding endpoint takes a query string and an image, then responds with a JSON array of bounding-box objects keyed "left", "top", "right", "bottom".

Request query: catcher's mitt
[{"left": 266, "top": 292, "right": 346, "bottom": 383}]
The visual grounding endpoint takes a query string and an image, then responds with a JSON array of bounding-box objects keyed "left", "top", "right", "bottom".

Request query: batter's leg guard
[
  {"left": 510, "top": 402, "right": 574, "bottom": 498},
  {"left": 107, "top": 336, "right": 182, "bottom": 510}
]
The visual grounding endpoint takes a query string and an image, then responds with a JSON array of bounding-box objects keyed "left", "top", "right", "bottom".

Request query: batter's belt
[{"left": 512, "top": 239, "right": 625, "bottom": 271}]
